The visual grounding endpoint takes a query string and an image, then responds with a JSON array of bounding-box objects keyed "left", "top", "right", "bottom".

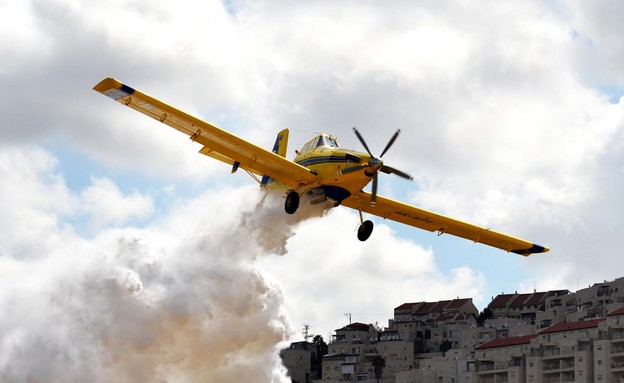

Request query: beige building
[
  {"left": 593, "top": 306, "right": 624, "bottom": 383},
  {"left": 465, "top": 334, "right": 535, "bottom": 383},
  {"left": 392, "top": 298, "right": 479, "bottom": 354},
  {"left": 290, "top": 276, "right": 624, "bottom": 383},
  {"left": 322, "top": 322, "right": 380, "bottom": 382},
  {"left": 281, "top": 341, "right": 315, "bottom": 383}
]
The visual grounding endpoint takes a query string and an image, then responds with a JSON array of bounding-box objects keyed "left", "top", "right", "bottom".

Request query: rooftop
[
  {"left": 476, "top": 335, "right": 537, "bottom": 350},
  {"left": 539, "top": 318, "right": 606, "bottom": 334},
  {"left": 335, "top": 322, "right": 371, "bottom": 332},
  {"left": 488, "top": 294, "right": 516, "bottom": 309},
  {"left": 395, "top": 298, "right": 472, "bottom": 315},
  {"left": 608, "top": 306, "right": 624, "bottom": 317}
]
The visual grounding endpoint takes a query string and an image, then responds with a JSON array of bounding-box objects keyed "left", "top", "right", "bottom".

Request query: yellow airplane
[{"left": 93, "top": 77, "right": 549, "bottom": 256}]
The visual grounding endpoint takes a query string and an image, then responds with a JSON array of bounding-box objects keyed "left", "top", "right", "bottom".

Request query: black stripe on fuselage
[{"left": 296, "top": 155, "right": 351, "bottom": 167}]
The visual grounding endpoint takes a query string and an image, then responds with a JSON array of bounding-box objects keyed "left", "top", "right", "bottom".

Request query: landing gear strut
[
  {"left": 357, "top": 220, "right": 374, "bottom": 241},
  {"left": 285, "top": 191, "right": 300, "bottom": 214}
]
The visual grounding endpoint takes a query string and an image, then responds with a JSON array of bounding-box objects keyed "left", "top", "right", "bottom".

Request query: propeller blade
[
  {"left": 352, "top": 127, "right": 373, "bottom": 157},
  {"left": 380, "top": 129, "right": 401, "bottom": 158},
  {"left": 371, "top": 175, "right": 378, "bottom": 205},
  {"left": 381, "top": 165, "right": 413, "bottom": 180},
  {"left": 340, "top": 164, "right": 367, "bottom": 175}
]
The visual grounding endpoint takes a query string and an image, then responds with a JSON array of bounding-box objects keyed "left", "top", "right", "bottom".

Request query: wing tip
[
  {"left": 512, "top": 244, "right": 550, "bottom": 256},
  {"left": 93, "top": 77, "right": 135, "bottom": 100}
]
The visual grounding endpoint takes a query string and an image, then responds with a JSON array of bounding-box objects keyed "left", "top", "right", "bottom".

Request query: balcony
[
  {"left": 475, "top": 361, "right": 509, "bottom": 373},
  {"left": 542, "top": 359, "right": 574, "bottom": 374},
  {"left": 613, "top": 361, "right": 624, "bottom": 372}
]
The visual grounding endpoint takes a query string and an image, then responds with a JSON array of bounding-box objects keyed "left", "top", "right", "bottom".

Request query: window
[{"left": 315, "top": 135, "right": 339, "bottom": 148}]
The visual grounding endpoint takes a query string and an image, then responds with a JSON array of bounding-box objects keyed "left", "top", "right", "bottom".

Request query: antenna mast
[{"left": 302, "top": 324, "right": 314, "bottom": 341}]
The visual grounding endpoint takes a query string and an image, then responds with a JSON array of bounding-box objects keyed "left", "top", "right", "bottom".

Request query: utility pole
[
  {"left": 344, "top": 312, "right": 352, "bottom": 324},
  {"left": 302, "top": 324, "right": 314, "bottom": 341}
]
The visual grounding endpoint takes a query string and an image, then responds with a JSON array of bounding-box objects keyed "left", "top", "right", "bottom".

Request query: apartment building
[
  {"left": 322, "top": 323, "right": 389, "bottom": 382},
  {"left": 282, "top": 276, "right": 624, "bottom": 383},
  {"left": 281, "top": 341, "right": 315, "bottom": 383},
  {"left": 465, "top": 334, "right": 536, "bottom": 383},
  {"left": 594, "top": 307, "right": 624, "bottom": 383},
  {"left": 391, "top": 298, "right": 479, "bottom": 354}
]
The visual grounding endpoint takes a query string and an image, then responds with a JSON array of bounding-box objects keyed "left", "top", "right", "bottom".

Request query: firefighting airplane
[{"left": 93, "top": 78, "right": 549, "bottom": 256}]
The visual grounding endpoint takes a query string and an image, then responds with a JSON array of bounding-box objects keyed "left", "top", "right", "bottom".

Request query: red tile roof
[
  {"left": 414, "top": 302, "right": 437, "bottom": 314},
  {"left": 488, "top": 294, "right": 515, "bottom": 309},
  {"left": 525, "top": 292, "right": 548, "bottom": 306},
  {"left": 336, "top": 322, "right": 371, "bottom": 332},
  {"left": 447, "top": 298, "right": 470, "bottom": 310},
  {"left": 430, "top": 300, "right": 452, "bottom": 313},
  {"left": 608, "top": 306, "right": 624, "bottom": 317},
  {"left": 489, "top": 291, "right": 570, "bottom": 310},
  {"left": 509, "top": 294, "right": 532, "bottom": 308},
  {"left": 539, "top": 318, "right": 605, "bottom": 334},
  {"left": 394, "top": 302, "right": 420, "bottom": 311},
  {"left": 476, "top": 335, "right": 537, "bottom": 350},
  {"left": 396, "top": 298, "right": 473, "bottom": 316}
]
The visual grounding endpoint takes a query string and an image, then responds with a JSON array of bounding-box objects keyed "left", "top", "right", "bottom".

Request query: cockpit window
[
  {"left": 299, "top": 135, "right": 339, "bottom": 155},
  {"left": 317, "top": 135, "right": 339, "bottom": 148},
  {"left": 325, "top": 136, "right": 339, "bottom": 147}
]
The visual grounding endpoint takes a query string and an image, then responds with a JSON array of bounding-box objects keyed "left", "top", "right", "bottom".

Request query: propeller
[{"left": 349, "top": 127, "right": 413, "bottom": 204}]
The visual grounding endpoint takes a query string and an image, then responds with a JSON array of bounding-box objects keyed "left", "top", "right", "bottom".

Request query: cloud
[
  {"left": 566, "top": 0, "right": 624, "bottom": 93},
  {"left": 259, "top": 208, "right": 487, "bottom": 337},
  {"left": 0, "top": 147, "right": 294, "bottom": 382},
  {"left": 0, "top": 147, "right": 72, "bottom": 259},
  {"left": 78, "top": 176, "right": 154, "bottom": 231}
]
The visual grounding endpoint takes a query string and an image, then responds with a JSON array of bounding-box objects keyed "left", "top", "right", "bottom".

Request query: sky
[{"left": 1, "top": 0, "right": 624, "bottom": 381}]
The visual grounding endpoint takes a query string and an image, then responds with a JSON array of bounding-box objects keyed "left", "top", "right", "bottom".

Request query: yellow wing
[
  {"left": 342, "top": 191, "right": 549, "bottom": 256},
  {"left": 93, "top": 78, "right": 318, "bottom": 189}
]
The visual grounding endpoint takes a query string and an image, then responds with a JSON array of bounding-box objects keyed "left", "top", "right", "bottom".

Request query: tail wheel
[
  {"left": 285, "top": 191, "right": 300, "bottom": 214},
  {"left": 357, "top": 220, "right": 374, "bottom": 241}
]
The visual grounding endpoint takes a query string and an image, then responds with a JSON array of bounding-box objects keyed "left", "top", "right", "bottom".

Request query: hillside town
[{"left": 281, "top": 276, "right": 624, "bottom": 383}]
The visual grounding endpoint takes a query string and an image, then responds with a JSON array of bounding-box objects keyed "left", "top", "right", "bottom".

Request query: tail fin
[
  {"left": 261, "top": 129, "right": 289, "bottom": 185},
  {"left": 272, "top": 129, "right": 289, "bottom": 157}
]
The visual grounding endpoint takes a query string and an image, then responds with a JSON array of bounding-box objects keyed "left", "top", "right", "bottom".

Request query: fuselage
[{"left": 289, "top": 134, "right": 374, "bottom": 203}]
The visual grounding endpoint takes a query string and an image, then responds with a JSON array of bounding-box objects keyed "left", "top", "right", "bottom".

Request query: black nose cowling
[{"left": 368, "top": 157, "right": 383, "bottom": 171}]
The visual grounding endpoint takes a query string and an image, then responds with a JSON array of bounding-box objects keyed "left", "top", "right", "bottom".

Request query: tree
[
  {"left": 372, "top": 356, "right": 386, "bottom": 382},
  {"left": 439, "top": 339, "right": 453, "bottom": 354},
  {"left": 311, "top": 335, "right": 328, "bottom": 379},
  {"left": 476, "top": 307, "right": 493, "bottom": 327}
]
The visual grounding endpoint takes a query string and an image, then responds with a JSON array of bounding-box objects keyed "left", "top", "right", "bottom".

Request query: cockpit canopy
[{"left": 298, "top": 134, "right": 339, "bottom": 155}]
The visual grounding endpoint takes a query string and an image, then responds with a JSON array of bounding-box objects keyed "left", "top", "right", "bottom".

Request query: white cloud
[
  {"left": 0, "top": 149, "right": 292, "bottom": 381},
  {"left": 78, "top": 176, "right": 154, "bottom": 231},
  {"left": 259, "top": 208, "right": 486, "bottom": 337},
  {"left": 0, "top": 147, "right": 73, "bottom": 259},
  {"left": 566, "top": 0, "right": 624, "bottom": 92}
]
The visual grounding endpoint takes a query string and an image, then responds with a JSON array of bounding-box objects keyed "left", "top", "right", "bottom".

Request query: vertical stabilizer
[
  {"left": 272, "top": 128, "right": 289, "bottom": 157},
  {"left": 262, "top": 129, "right": 289, "bottom": 185}
]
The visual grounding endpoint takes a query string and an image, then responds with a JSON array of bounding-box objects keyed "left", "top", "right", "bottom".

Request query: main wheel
[
  {"left": 285, "top": 191, "right": 300, "bottom": 214},
  {"left": 357, "top": 220, "right": 374, "bottom": 241}
]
